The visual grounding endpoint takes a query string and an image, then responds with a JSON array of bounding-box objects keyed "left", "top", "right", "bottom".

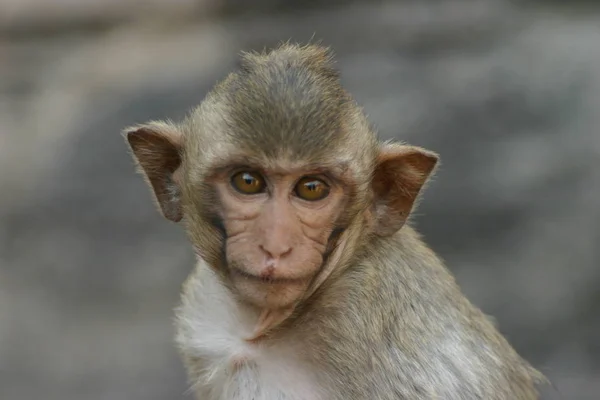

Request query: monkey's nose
[{"left": 259, "top": 244, "right": 293, "bottom": 261}]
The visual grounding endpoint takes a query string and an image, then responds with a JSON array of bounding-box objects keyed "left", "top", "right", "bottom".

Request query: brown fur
[{"left": 124, "top": 42, "right": 545, "bottom": 399}]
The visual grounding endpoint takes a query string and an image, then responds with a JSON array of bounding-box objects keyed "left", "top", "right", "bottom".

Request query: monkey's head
[{"left": 125, "top": 44, "right": 438, "bottom": 338}]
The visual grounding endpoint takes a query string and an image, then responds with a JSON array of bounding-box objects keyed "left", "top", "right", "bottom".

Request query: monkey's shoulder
[{"left": 306, "top": 244, "right": 542, "bottom": 398}]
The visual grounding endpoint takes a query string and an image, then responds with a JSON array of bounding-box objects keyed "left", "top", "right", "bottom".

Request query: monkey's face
[
  {"left": 124, "top": 44, "right": 439, "bottom": 338},
  {"left": 209, "top": 165, "right": 348, "bottom": 310}
]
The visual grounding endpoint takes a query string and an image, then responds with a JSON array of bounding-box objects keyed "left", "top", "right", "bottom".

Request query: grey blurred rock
[
  {"left": 0, "top": 0, "right": 215, "bottom": 33},
  {"left": 1, "top": 1, "right": 599, "bottom": 399}
]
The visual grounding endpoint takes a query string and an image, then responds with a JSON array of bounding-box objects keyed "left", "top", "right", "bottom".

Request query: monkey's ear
[
  {"left": 371, "top": 144, "right": 438, "bottom": 236},
  {"left": 124, "top": 121, "right": 184, "bottom": 222}
]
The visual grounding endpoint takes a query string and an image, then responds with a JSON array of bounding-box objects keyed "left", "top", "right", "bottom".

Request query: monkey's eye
[
  {"left": 294, "top": 177, "right": 330, "bottom": 201},
  {"left": 231, "top": 171, "right": 266, "bottom": 194}
]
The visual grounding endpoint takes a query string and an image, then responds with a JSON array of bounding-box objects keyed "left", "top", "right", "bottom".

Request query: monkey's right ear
[
  {"left": 371, "top": 143, "right": 438, "bottom": 236},
  {"left": 124, "top": 121, "right": 184, "bottom": 222}
]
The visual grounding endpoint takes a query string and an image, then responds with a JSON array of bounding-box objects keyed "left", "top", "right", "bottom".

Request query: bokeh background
[{"left": 1, "top": 0, "right": 599, "bottom": 399}]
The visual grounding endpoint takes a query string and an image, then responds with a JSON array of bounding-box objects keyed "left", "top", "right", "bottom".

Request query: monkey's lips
[{"left": 230, "top": 266, "right": 310, "bottom": 285}]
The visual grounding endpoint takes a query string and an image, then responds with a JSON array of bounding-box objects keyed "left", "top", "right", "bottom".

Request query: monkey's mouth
[{"left": 231, "top": 266, "right": 309, "bottom": 285}]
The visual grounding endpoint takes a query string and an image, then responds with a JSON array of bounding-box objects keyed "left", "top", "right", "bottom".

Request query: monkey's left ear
[
  {"left": 124, "top": 121, "right": 184, "bottom": 222},
  {"left": 371, "top": 144, "right": 438, "bottom": 236}
]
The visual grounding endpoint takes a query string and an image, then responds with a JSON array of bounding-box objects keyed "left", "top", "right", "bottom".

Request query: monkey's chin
[{"left": 230, "top": 271, "right": 310, "bottom": 310}]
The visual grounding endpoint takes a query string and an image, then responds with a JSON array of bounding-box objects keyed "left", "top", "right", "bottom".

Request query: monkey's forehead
[
  {"left": 225, "top": 81, "right": 349, "bottom": 152},
  {"left": 185, "top": 138, "right": 372, "bottom": 177}
]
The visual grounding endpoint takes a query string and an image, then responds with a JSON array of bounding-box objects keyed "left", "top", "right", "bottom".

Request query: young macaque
[{"left": 124, "top": 43, "right": 544, "bottom": 399}]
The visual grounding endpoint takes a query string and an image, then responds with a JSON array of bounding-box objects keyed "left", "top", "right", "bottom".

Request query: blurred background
[{"left": 1, "top": 0, "right": 599, "bottom": 399}]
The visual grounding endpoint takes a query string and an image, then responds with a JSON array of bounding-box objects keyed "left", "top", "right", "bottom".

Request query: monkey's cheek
[{"left": 232, "top": 278, "right": 310, "bottom": 310}]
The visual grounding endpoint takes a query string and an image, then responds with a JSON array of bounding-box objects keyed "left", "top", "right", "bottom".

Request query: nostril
[
  {"left": 259, "top": 244, "right": 270, "bottom": 258},
  {"left": 280, "top": 246, "right": 292, "bottom": 258}
]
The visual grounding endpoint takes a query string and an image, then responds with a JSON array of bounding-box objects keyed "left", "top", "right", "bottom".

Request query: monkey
[{"left": 124, "top": 43, "right": 545, "bottom": 400}]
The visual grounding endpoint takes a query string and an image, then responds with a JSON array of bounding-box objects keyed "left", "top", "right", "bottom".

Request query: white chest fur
[{"left": 175, "top": 262, "right": 323, "bottom": 400}]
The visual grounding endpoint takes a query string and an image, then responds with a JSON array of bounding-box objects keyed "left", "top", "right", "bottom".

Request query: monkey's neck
[{"left": 245, "top": 307, "right": 295, "bottom": 342}]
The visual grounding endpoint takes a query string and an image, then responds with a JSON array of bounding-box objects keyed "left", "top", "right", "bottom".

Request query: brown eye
[
  {"left": 294, "top": 177, "right": 330, "bottom": 201},
  {"left": 231, "top": 171, "right": 266, "bottom": 194}
]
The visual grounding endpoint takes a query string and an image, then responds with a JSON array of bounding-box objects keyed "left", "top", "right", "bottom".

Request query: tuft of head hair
[{"left": 238, "top": 42, "right": 339, "bottom": 81}]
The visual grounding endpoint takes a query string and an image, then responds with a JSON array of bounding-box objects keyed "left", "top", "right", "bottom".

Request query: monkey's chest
[
  {"left": 225, "top": 346, "right": 320, "bottom": 399},
  {"left": 176, "top": 267, "right": 322, "bottom": 400},
  {"left": 190, "top": 334, "right": 322, "bottom": 400}
]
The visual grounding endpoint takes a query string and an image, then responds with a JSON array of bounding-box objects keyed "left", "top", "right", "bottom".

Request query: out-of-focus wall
[{"left": 1, "top": 1, "right": 599, "bottom": 399}]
